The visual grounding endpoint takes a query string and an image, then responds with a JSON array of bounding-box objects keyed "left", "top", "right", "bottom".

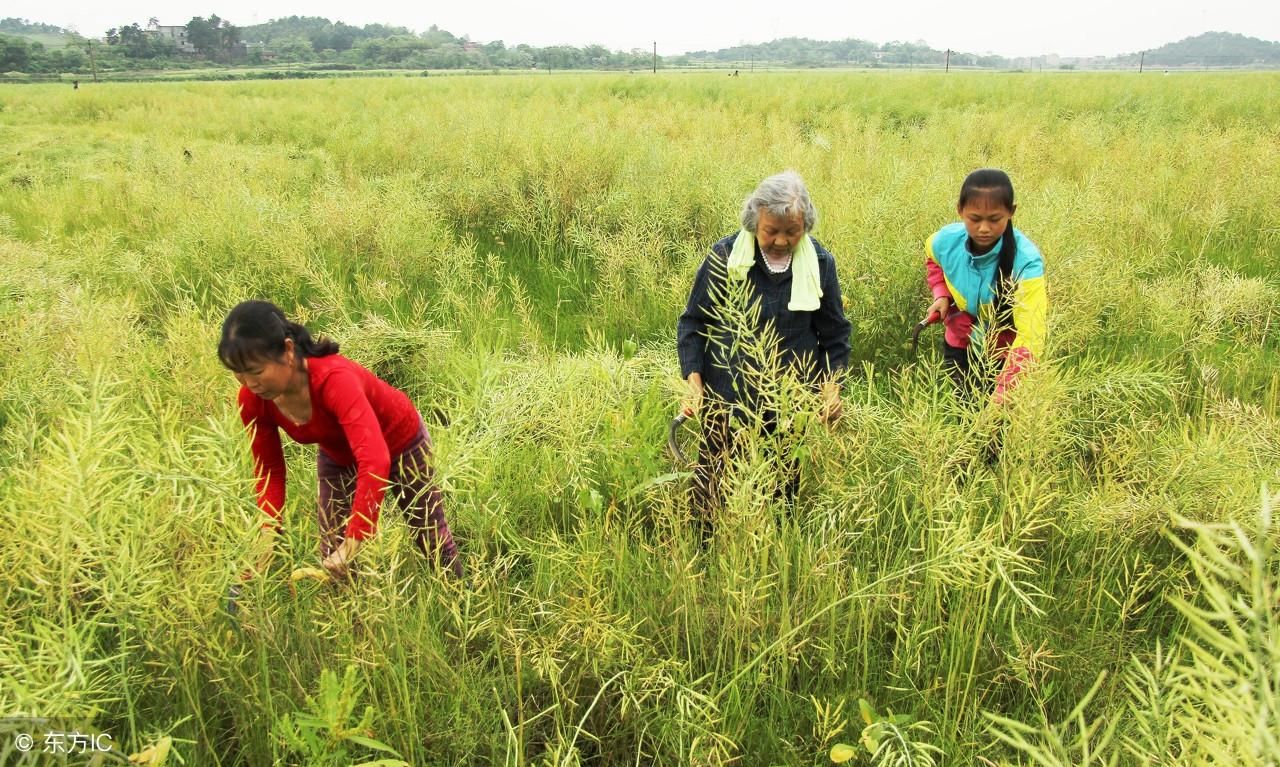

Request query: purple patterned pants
[{"left": 317, "top": 423, "right": 462, "bottom": 577}]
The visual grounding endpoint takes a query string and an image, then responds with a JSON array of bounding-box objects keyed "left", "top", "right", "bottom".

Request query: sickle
[
  {"left": 667, "top": 412, "right": 690, "bottom": 465},
  {"left": 910, "top": 311, "right": 942, "bottom": 354}
]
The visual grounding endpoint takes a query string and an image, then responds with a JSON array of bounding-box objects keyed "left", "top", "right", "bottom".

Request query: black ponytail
[
  {"left": 218, "top": 300, "right": 339, "bottom": 372},
  {"left": 959, "top": 169, "right": 1018, "bottom": 329},
  {"left": 993, "top": 224, "right": 1018, "bottom": 329}
]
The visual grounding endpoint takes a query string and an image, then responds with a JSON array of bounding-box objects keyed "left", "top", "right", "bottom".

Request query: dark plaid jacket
[{"left": 677, "top": 233, "right": 852, "bottom": 406}]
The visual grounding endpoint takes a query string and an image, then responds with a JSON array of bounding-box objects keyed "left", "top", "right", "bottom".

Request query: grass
[
  {"left": 0, "top": 72, "right": 1277, "bottom": 765},
  {"left": 11, "top": 32, "right": 74, "bottom": 48}
]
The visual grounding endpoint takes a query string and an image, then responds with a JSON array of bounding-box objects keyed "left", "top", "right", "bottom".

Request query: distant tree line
[
  {"left": 673, "top": 32, "right": 1280, "bottom": 70},
  {"left": 186, "top": 15, "right": 242, "bottom": 57},
  {"left": 1, "top": 17, "right": 83, "bottom": 72},
  {"left": 1, "top": 33, "right": 85, "bottom": 73},
  {"left": 0, "top": 17, "right": 64, "bottom": 35},
  {"left": 1, "top": 18, "right": 1277, "bottom": 77},
  {"left": 670, "top": 37, "right": 1007, "bottom": 69},
  {"left": 1111, "top": 31, "right": 1280, "bottom": 68},
  {"left": 0, "top": 14, "right": 657, "bottom": 74},
  {"left": 238, "top": 17, "right": 655, "bottom": 70}
]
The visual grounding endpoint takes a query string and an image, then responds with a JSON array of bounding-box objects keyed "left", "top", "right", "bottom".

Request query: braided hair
[{"left": 958, "top": 169, "right": 1018, "bottom": 327}]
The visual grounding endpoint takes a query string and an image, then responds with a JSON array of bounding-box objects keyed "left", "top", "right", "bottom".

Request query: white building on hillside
[{"left": 149, "top": 24, "right": 196, "bottom": 53}]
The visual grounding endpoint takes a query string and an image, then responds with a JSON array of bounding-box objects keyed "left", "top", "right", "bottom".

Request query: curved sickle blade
[
  {"left": 910, "top": 311, "right": 942, "bottom": 354},
  {"left": 667, "top": 413, "right": 690, "bottom": 466}
]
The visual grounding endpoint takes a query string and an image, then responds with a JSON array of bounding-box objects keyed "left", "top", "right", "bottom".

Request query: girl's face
[
  {"left": 957, "top": 194, "right": 1016, "bottom": 252},
  {"left": 755, "top": 209, "right": 806, "bottom": 259},
  {"left": 233, "top": 341, "right": 299, "bottom": 400}
]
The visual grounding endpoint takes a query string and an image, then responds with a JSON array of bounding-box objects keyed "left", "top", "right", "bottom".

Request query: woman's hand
[
  {"left": 819, "top": 381, "right": 843, "bottom": 425},
  {"left": 681, "top": 373, "right": 704, "bottom": 417},
  {"left": 321, "top": 537, "right": 363, "bottom": 579},
  {"left": 926, "top": 296, "right": 952, "bottom": 323}
]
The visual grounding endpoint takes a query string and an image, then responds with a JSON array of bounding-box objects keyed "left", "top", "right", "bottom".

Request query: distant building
[
  {"left": 245, "top": 41, "right": 275, "bottom": 60},
  {"left": 150, "top": 24, "right": 196, "bottom": 53},
  {"left": 1066, "top": 56, "right": 1103, "bottom": 69}
]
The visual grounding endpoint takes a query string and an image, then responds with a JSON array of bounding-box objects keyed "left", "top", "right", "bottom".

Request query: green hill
[
  {"left": 0, "top": 17, "right": 65, "bottom": 35},
  {"left": 673, "top": 37, "right": 998, "bottom": 68},
  {"left": 1114, "top": 32, "right": 1277, "bottom": 68},
  {"left": 0, "top": 17, "right": 73, "bottom": 48}
]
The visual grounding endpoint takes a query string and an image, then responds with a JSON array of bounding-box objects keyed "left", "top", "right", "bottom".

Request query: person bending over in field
[
  {"left": 677, "top": 170, "right": 852, "bottom": 541},
  {"left": 923, "top": 168, "right": 1047, "bottom": 404},
  {"left": 220, "top": 300, "right": 462, "bottom": 580}
]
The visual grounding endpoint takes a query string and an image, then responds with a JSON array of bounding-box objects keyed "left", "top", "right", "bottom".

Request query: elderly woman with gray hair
[{"left": 677, "top": 170, "right": 852, "bottom": 540}]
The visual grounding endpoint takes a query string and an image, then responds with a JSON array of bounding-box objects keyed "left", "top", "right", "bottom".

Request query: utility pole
[
  {"left": 945, "top": 48, "right": 950, "bottom": 73},
  {"left": 653, "top": 41, "right": 656, "bottom": 74},
  {"left": 1139, "top": 50, "right": 1145, "bottom": 73},
  {"left": 86, "top": 39, "right": 99, "bottom": 82}
]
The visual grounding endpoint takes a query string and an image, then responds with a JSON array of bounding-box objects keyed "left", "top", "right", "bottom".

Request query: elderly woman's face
[{"left": 756, "top": 209, "right": 805, "bottom": 259}]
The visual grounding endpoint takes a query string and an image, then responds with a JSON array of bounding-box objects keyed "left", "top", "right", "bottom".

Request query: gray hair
[{"left": 740, "top": 170, "right": 818, "bottom": 233}]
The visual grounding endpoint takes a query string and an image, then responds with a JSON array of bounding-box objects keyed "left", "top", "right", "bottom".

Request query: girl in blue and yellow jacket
[{"left": 924, "top": 169, "right": 1046, "bottom": 403}]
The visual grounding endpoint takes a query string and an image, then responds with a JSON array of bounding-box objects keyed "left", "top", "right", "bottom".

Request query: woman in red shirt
[{"left": 219, "top": 300, "right": 461, "bottom": 580}]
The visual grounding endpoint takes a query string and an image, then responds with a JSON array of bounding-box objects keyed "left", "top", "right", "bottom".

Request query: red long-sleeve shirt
[{"left": 236, "top": 354, "right": 420, "bottom": 541}]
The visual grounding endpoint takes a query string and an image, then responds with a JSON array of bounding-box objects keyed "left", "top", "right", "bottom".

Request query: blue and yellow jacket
[
  {"left": 926, "top": 221, "right": 1044, "bottom": 402},
  {"left": 925, "top": 223, "right": 1047, "bottom": 392}
]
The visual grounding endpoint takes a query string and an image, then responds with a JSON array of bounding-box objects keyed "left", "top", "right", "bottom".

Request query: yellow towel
[{"left": 726, "top": 229, "right": 822, "bottom": 311}]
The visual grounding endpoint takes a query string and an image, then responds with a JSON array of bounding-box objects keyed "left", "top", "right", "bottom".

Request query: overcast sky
[{"left": 12, "top": 0, "right": 1278, "bottom": 58}]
